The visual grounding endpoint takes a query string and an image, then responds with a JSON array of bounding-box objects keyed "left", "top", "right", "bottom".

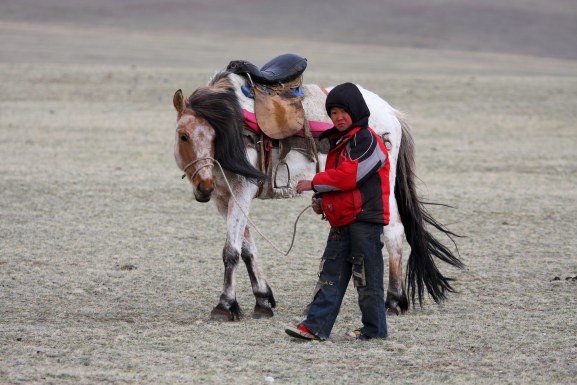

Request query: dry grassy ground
[{"left": 1, "top": 1, "right": 577, "bottom": 384}]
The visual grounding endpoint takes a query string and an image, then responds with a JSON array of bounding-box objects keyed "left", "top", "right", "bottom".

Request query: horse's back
[{"left": 358, "top": 86, "right": 402, "bottom": 138}]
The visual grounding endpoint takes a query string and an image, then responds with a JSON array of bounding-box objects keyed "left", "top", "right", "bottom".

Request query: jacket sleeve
[{"left": 312, "top": 129, "right": 387, "bottom": 193}]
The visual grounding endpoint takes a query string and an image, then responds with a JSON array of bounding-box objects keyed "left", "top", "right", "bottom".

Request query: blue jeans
[{"left": 302, "top": 221, "right": 388, "bottom": 340}]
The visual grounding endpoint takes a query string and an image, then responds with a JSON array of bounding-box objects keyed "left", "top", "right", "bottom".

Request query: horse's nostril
[{"left": 198, "top": 184, "right": 214, "bottom": 195}]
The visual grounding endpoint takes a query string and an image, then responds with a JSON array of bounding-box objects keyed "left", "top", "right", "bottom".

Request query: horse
[{"left": 172, "top": 70, "right": 463, "bottom": 321}]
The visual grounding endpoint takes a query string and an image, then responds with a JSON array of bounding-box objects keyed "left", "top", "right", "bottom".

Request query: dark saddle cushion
[{"left": 227, "top": 53, "right": 307, "bottom": 86}]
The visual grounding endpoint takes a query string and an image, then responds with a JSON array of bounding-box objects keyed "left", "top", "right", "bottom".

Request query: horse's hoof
[
  {"left": 386, "top": 292, "right": 409, "bottom": 315},
  {"left": 251, "top": 304, "right": 274, "bottom": 319},
  {"left": 387, "top": 306, "right": 401, "bottom": 316},
  {"left": 210, "top": 306, "right": 235, "bottom": 321},
  {"left": 386, "top": 299, "right": 408, "bottom": 315}
]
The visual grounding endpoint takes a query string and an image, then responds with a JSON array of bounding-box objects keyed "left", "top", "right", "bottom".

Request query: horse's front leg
[
  {"left": 210, "top": 192, "right": 249, "bottom": 321},
  {"left": 383, "top": 202, "right": 409, "bottom": 314},
  {"left": 210, "top": 238, "right": 243, "bottom": 321},
  {"left": 241, "top": 226, "right": 276, "bottom": 319}
]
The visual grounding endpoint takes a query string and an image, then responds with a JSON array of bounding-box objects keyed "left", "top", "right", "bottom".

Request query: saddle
[
  {"left": 228, "top": 54, "right": 329, "bottom": 198},
  {"left": 227, "top": 53, "right": 307, "bottom": 86},
  {"left": 227, "top": 53, "right": 308, "bottom": 140}
]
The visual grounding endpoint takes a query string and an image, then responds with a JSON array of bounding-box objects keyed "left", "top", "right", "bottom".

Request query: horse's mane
[{"left": 186, "top": 71, "right": 266, "bottom": 183}]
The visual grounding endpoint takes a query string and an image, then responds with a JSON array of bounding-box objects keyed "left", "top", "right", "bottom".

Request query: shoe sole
[{"left": 285, "top": 325, "right": 319, "bottom": 340}]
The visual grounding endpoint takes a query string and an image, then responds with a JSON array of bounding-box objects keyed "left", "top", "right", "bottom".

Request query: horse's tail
[{"left": 394, "top": 111, "right": 464, "bottom": 306}]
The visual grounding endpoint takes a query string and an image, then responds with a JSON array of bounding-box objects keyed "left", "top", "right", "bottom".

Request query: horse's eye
[{"left": 180, "top": 134, "right": 188, "bottom": 142}]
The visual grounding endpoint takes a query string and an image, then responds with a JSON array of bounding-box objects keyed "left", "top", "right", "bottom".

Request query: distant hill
[{"left": 1, "top": 0, "right": 576, "bottom": 60}]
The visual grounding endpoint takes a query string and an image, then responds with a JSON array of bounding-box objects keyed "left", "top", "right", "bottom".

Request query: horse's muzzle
[{"left": 194, "top": 183, "right": 214, "bottom": 202}]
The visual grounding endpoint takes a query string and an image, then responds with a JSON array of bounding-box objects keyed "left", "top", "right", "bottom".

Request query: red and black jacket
[
  {"left": 311, "top": 83, "right": 390, "bottom": 227},
  {"left": 312, "top": 125, "right": 390, "bottom": 227}
]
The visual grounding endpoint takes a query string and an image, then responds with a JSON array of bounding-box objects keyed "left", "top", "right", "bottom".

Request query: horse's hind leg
[
  {"left": 241, "top": 226, "right": 276, "bottom": 319},
  {"left": 383, "top": 207, "right": 409, "bottom": 314}
]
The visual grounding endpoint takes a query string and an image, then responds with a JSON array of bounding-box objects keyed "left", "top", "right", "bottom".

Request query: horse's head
[{"left": 173, "top": 89, "right": 215, "bottom": 202}]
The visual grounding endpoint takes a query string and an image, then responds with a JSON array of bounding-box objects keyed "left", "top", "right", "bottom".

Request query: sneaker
[
  {"left": 344, "top": 328, "right": 371, "bottom": 341},
  {"left": 285, "top": 324, "right": 320, "bottom": 340}
]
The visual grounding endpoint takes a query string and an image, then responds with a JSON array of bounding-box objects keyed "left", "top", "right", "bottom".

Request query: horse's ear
[{"left": 173, "top": 89, "right": 186, "bottom": 116}]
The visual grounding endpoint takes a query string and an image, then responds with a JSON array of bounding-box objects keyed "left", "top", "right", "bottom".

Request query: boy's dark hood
[{"left": 324, "top": 82, "right": 370, "bottom": 130}]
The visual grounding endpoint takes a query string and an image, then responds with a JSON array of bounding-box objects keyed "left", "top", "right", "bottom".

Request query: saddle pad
[
  {"left": 254, "top": 86, "right": 304, "bottom": 140},
  {"left": 242, "top": 84, "right": 333, "bottom": 138}
]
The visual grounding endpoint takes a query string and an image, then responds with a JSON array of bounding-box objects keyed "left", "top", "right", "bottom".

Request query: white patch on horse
[
  {"left": 229, "top": 73, "right": 253, "bottom": 112},
  {"left": 302, "top": 85, "right": 333, "bottom": 125}
]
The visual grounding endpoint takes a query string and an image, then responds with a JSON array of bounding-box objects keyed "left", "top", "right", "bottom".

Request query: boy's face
[{"left": 330, "top": 107, "right": 353, "bottom": 132}]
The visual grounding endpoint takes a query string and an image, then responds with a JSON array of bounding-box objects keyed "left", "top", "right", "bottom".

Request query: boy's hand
[
  {"left": 311, "top": 196, "right": 323, "bottom": 215},
  {"left": 296, "top": 180, "right": 313, "bottom": 193}
]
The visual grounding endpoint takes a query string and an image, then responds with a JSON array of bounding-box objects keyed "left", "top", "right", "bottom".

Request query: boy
[{"left": 285, "top": 82, "right": 390, "bottom": 341}]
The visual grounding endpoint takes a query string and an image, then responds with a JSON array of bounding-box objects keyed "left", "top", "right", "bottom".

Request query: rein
[
  {"left": 181, "top": 158, "right": 214, "bottom": 181},
  {"left": 182, "top": 156, "right": 311, "bottom": 256}
]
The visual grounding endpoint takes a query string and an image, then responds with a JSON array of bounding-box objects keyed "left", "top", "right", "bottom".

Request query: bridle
[{"left": 181, "top": 157, "right": 215, "bottom": 181}]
